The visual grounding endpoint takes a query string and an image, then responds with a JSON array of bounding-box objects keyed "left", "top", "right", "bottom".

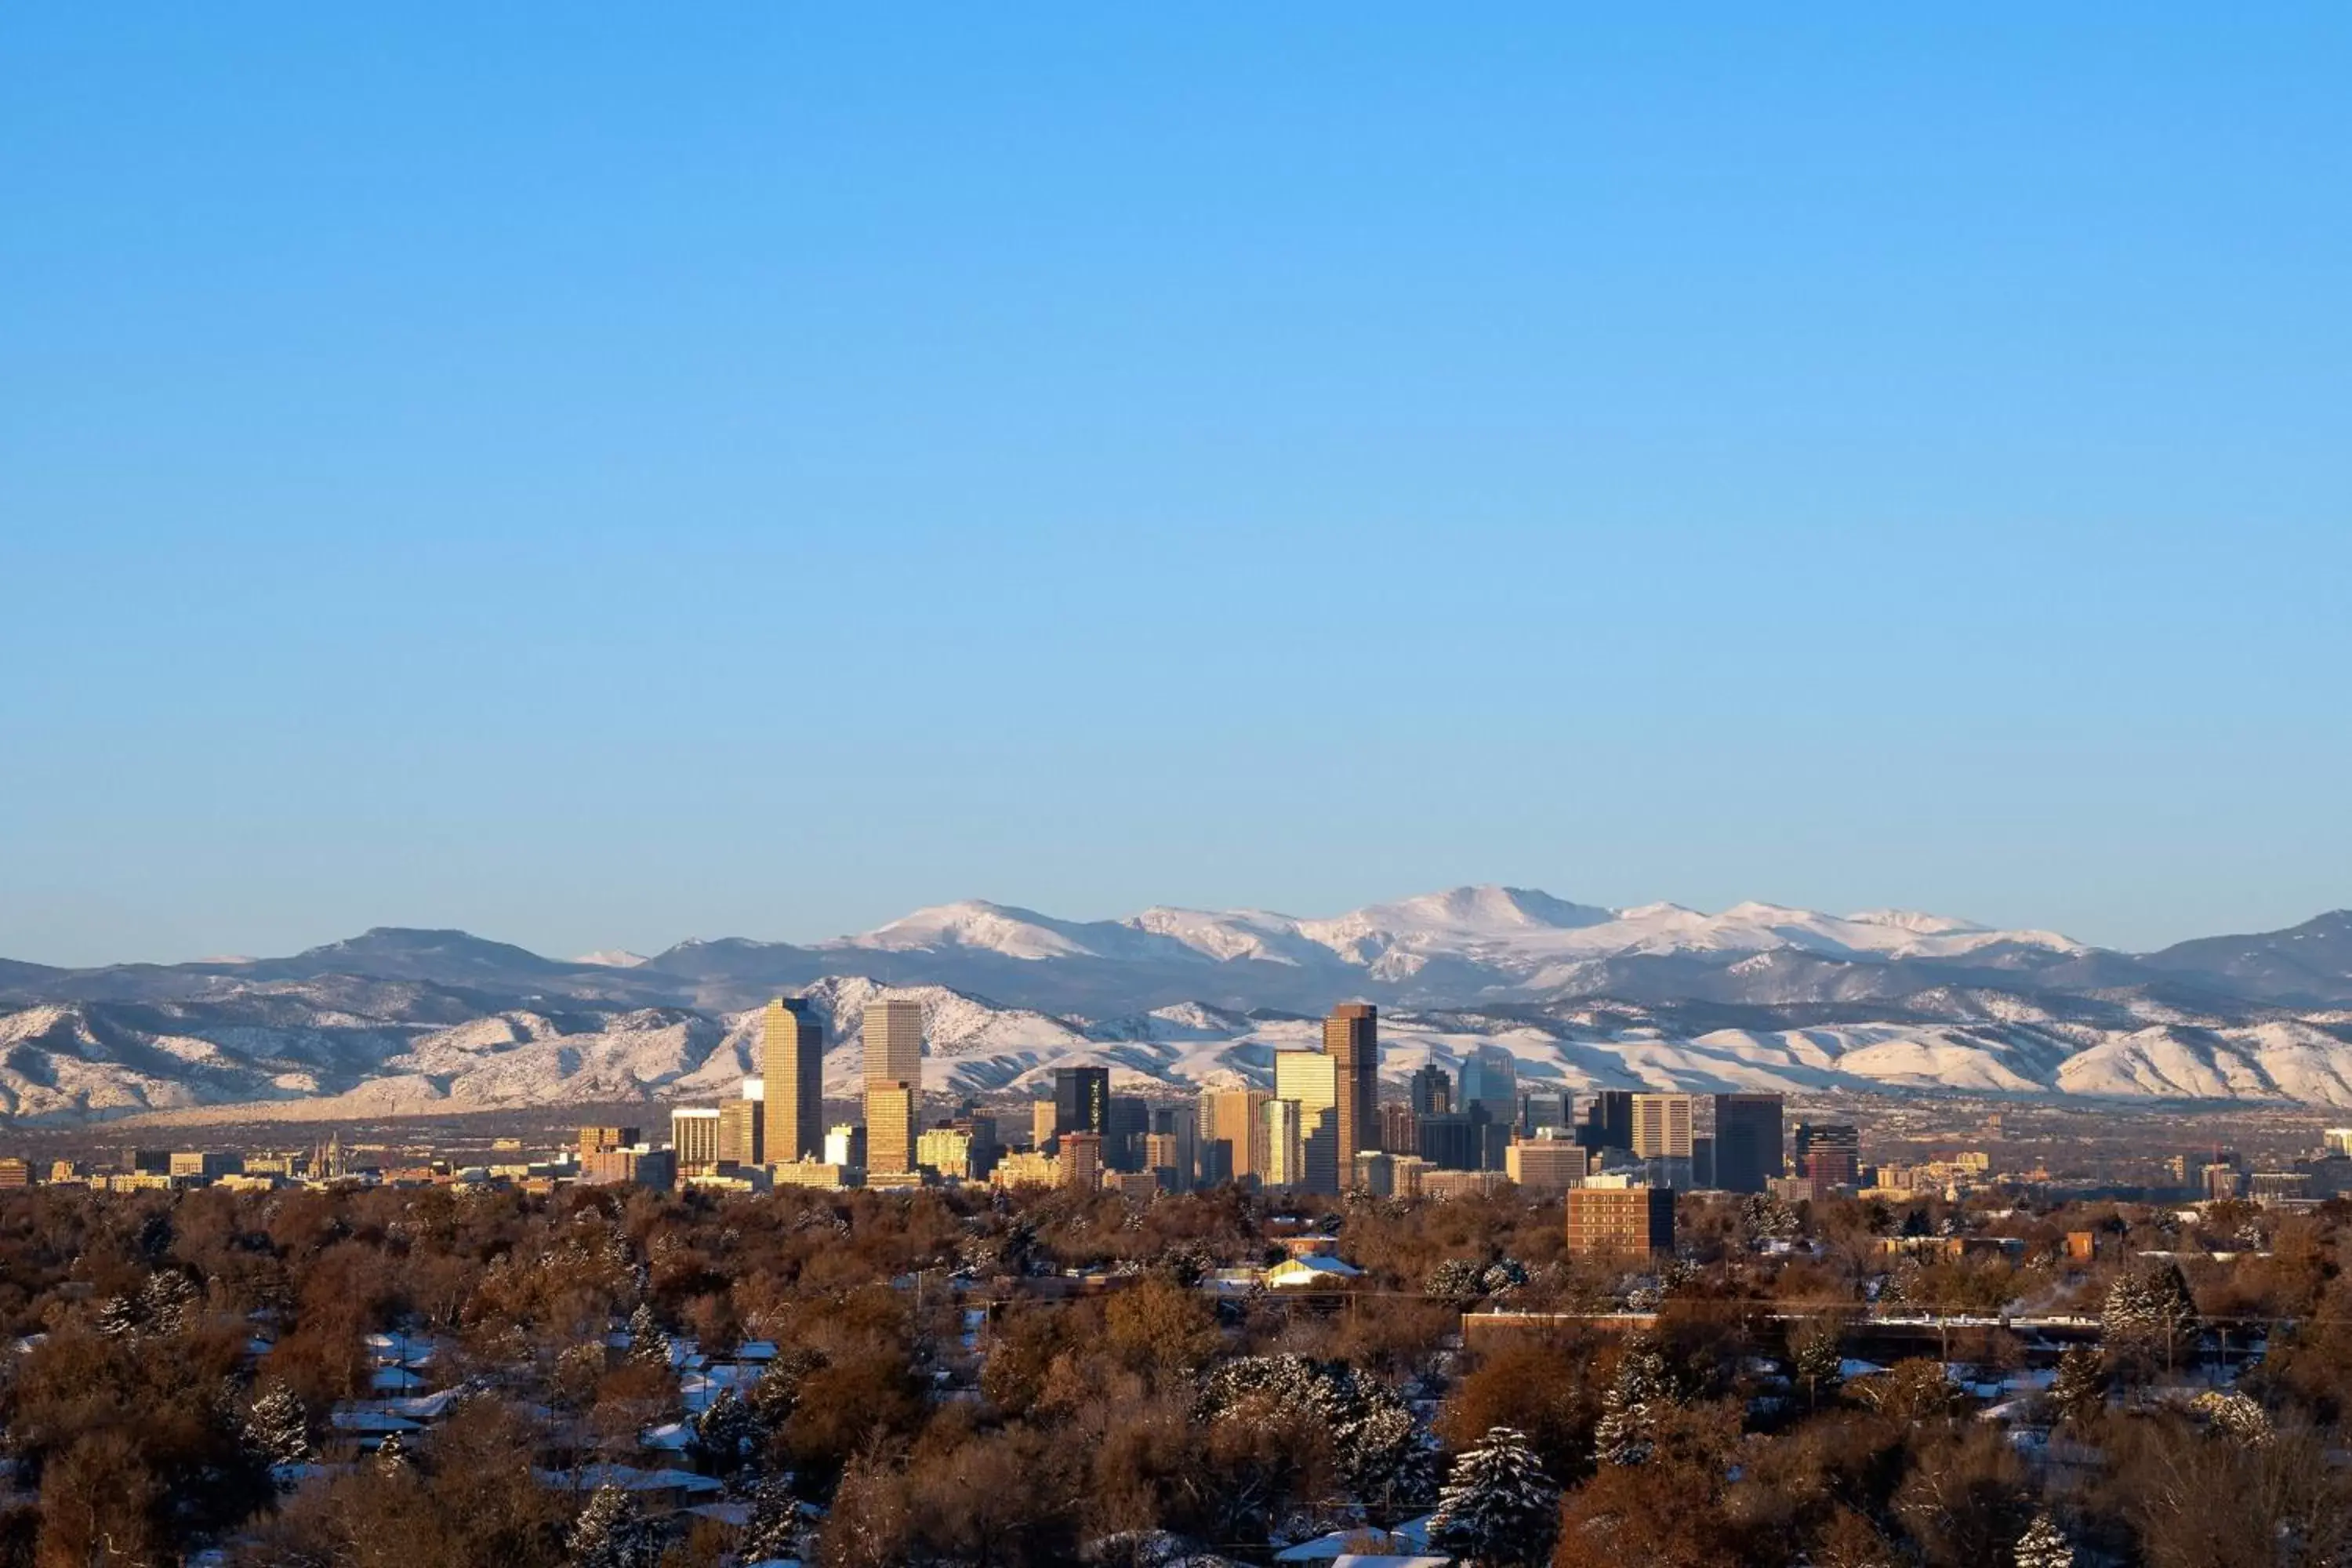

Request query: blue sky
[{"left": 3, "top": 7, "right": 2347, "bottom": 966}]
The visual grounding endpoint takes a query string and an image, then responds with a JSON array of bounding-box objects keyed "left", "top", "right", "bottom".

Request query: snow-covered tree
[
  {"left": 93, "top": 1294, "right": 140, "bottom": 1339},
  {"left": 137, "top": 1271, "right": 198, "bottom": 1336},
  {"left": 688, "top": 1388, "right": 757, "bottom": 1475},
  {"left": 2190, "top": 1389, "right": 2274, "bottom": 1445},
  {"left": 1428, "top": 1426, "right": 1559, "bottom": 1568},
  {"left": 1198, "top": 1355, "right": 1435, "bottom": 1509},
  {"left": 625, "top": 1302, "right": 672, "bottom": 1368},
  {"left": 2103, "top": 1262, "right": 2199, "bottom": 1369},
  {"left": 738, "top": 1473, "right": 803, "bottom": 1564},
  {"left": 566, "top": 1483, "right": 663, "bottom": 1568},
  {"left": 1592, "top": 1335, "right": 1673, "bottom": 1465},
  {"left": 2046, "top": 1345, "right": 2107, "bottom": 1428},
  {"left": 1792, "top": 1323, "right": 1845, "bottom": 1409},
  {"left": 2013, "top": 1510, "right": 2074, "bottom": 1568},
  {"left": 246, "top": 1381, "right": 312, "bottom": 1468},
  {"left": 1427, "top": 1258, "right": 1488, "bottom": 1300},
  {"left": 372, "top": 1431, "right": 411, "bottom": 1476},
  {"left": 749, "top": 1345, "right": 826, "bottom": 1432},
  {"left": 1741, "top": 1192, "right": 1800, "bottom": 1242}
]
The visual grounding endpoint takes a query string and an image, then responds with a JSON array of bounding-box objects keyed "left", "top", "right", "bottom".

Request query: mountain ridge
[{"left": 5, "top": 887, "right": 2350, "bottom": 1123}]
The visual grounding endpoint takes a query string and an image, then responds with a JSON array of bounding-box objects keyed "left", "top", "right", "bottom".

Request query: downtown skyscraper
[
  {"left": 761, "top": 996, "right": 825, "bottom": 1162},
  {"left": 863, "top": 998, "right": 924, "bottom": 1177},
  {"left": 1323, "top": 1002, "right": 1379, "bottom": 1163}
]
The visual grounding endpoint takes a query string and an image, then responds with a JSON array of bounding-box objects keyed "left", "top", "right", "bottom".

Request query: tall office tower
[
  {"left": 1058, "top": 1132, "right": 1104, "bottom": 1192},
  {"left": 1273, "top": 1047, "right": 1341, "bottom": 1193},
  {"left": 1200, "top": 1087, "right": 1272, "bottom": 1185},
  {"left": 718, "top": 1098, "right": 765, "bottom": 1166},
  {"left": 762, "top": 997, "right": 826, "bottom": 1161},
  {"left": 1416, "top": 1111, "right": 1481, "bottom": 1171},
  {"left": 1457, "top": 1045, "right": 1519, "bottom": 1120},
  {"left": 862, "top": 1000, "right": 923, "bottom": 1176},
  {"left": 1410, "top": 1064, "right": 1454, "bottom": 1117},
  {"left": 1519, "top": 1090, "right": 1570, "bottom": 1138},
  {"left": 1580, "top": 1090, "right": 1634, "bottom": 1152},
  {"left": 1261, "top": 1098, "right": 1305, "bottom": 1189},
  {"left": 1149, "top": 1103, "right": 1198, "bottom": 1189},
  {"left": 1324, "top": 1003, "right": 1380, "bottom": 1160},
  {"left": 1377, "top": 1101, "right": 1418, "bottom": 1158},
  {"left": 2328, "top": 1128, "right": 2352, "bottom": 1159},
  {"left": 1631, "top": 1094, "right": 1695, "bottom": 1159},
  {"left": 1054, "top": 1066, "right": 1110, "bottom": 1138},
  {"left": 1795, "top": 1122, "right": 1861, "bottom": 1186},
  {"left": 671, "top": 1107, "right": 723, "bottom": 1168},
  {"left": 866, "top": 1083, "right": 917, "bottom": 1176},
  {"left": 1105, "top": 1094, "right": 1149, "bottom": 1172},
  {"left": 1030, "top": 1099, "right": 1058, "bottom": 1151},
  {"left": 1711, "top": 1093, "right": 1785, "bottom": 1194}
]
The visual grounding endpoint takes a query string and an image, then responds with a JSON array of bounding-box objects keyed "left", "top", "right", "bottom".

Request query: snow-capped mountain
[
  {"left": 2, "top": 888, "right": 2348, "bottom": 1123},
  {"left": 808, "top": 886, "right": 2085, "bottom": 981}
]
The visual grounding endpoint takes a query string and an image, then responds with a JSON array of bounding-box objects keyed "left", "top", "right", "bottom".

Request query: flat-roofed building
[
  {"left": 863, "top": 1000, "right": 923, "bottom": 1180},
  {"left": 1506, "top": 1137, "right": 1591, "bottom": 1195},
  {"left": 583, "top": 1147, "right": 677, "bottom": 1191},
  {"left": 1058, "top": 1132, "right": 1103, "bottom": 1192},
  {"left": 580, "top": 1126, "right": 641, "bottom": 1157},
  {"left": 170, "top": 1150, "right": 243, "bottom": 1181},
  {"left": 824, "top": 1123, "right": 866, "bottom": 1170},
  {"left": 1054, "top": 1067, "right": 1109, "bottom": 1138},
  {"left": 761, "top": 997, "right": 825, "bottom": 1162},
  {"left": 917, "top": 1126, "right": 974, "bottom": 1178},
  {"left": 719, "top": 1098, "right": 765, "bottom": 1167},
  {"left": 771, "top": 1160, "right": 861, "bottom": 1190},
  {"left": 993, "top": 1149, "right": 1058, "bottom": 1189},
  {"left": 1631, "top": 1094, "right": 1693, "bottom": 1160},
  {"left": 670, "top": 1107, "right": 723, "bottom": 1168},
  {"left": 1273, "top": 1048, "right": 1340, "bottom": 1194},
  {"left": 866, "top": 1083, "right": 917, "bottom": 1178},
  {"left": 1566, "top": 1178, "right": 1676, "bottom": 1258},
  {"left": 1149, "top": 1103, "right": 1197, "bottom": 1189},
  {"left": 1324, "top": 1003, "right": 1378, "bottom": 1167},
  {"left": 1199, "top": 1087, "right": 1271, "bottom": 1185},
  {"left": 1711, "top": 1093, "right": 1784, "bottom": 1194},
  {"left": 1262, "top": 1098, "right": 1305, "bottom": 1190},
  {"left": 1795, "top": 1123, "right": 1861, "bottom": 1188}
]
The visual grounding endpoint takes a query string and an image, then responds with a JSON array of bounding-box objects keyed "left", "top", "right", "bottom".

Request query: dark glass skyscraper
[
  {"left": 1054, "top": 1066, "right": 1109, "bottom": 1139},
  {"left": 1580, "top": 1089, "right": 1634, "bottom": 1152},
  {"left": 1712, "top": 1093, "right": 1785, "bottom": 1193}
]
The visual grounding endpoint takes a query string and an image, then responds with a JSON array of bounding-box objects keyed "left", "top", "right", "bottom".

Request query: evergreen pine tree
[
  {"left": 688, "top": 1388, "right": 756, "bottom": 1475},
  {"left": 247, "top": 1381, "right": 313, "bottom": 1468},
  {"left": 138, "top": 1271, "right": 198, "bottom": 1337},
  {"left": 625, "top": 1303, "right": 671, "bottom": 1367},
  {"left": 1592, "top": 1335, "right": 1671, "bottom": 1465},
  {"left": 372, "top": 1431, "right": 411, "bottom": 1476},
  {"left": 567, "top": 1483, "right": 663, "bottom": 1568},
  {"left": 2013, "top": 1510, "right": 2074, "bottom": 1568},
  {"left": 738, "top": 1473, "right": 802, "bottom": 1564},
  {"left": 1792, "top": 1324, "right": 1845, "bottom": 1410},
  {"left": 1428, "top": 1426, "right": 1559, "bottom": 1568},
  {"left": 2103, "top": 1262, "right": 2199, "bottom": 1370},
  {"left": 93, "top": 1294, "right": 141, "bottom": 1339},
  {"left": 2046, "top": 1345, "right": 2107, "bottom": 1428}
]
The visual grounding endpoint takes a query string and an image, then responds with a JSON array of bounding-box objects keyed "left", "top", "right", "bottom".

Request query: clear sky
[{"left": 3, "top": 7, "right": 2347, "bottom": 967}]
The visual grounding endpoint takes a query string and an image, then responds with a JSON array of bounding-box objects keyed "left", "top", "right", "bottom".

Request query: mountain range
[{"left": 3, "top": 887, "right": 2350, "bottom": 1123}]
